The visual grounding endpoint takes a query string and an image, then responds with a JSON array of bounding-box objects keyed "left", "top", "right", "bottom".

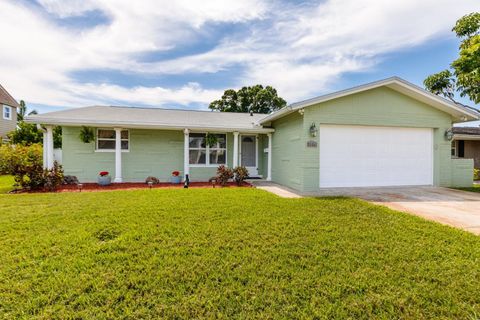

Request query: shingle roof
[
  {"left": 26, "top": 106, "right": 274, "bottom": 133},
  {"left": 0, "top": 84, "right": 20, "bottom": 108},
  {"left": 452, "top": 127, "right": 480, "bottom": 135}
]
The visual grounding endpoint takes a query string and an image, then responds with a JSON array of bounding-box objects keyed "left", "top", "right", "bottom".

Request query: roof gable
[
  {"left": 0, "top": 84, "right": 20, "bottom": 108},
  {"left": 259, "top": 77, "right": 480, "bottom": 124}
]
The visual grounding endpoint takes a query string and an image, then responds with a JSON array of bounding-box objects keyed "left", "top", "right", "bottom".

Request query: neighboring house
[
  {"left": 452, "top": 127, "right": 480, "bottom": 169},
  {"left": 26, "top": 77, "right": 480, "bottom": 190},
  {"left": 0, "top": 84, "right": 20, "bottom": 142}
]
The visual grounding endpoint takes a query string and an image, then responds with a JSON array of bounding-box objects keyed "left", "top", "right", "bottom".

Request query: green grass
[
  {"left": 0, "top": 189, "right": 479, "bottom": 319},
  {"left": 456, "top": 184, "right": 480, "bottom": 193},
  {"left": 0, "top": 175, "right": 14, "bottom": 194}
]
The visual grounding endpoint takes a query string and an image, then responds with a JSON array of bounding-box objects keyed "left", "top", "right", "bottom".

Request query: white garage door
[{"left": 319, "top": 125, "right": 433, "bottom": 188}]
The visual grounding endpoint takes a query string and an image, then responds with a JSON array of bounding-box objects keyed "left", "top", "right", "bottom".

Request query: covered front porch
[{"left": 43, "top": 126, "right": 273, "bottom": 183}]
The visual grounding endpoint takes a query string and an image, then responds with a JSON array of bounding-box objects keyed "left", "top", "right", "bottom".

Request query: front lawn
[
  {"left": 0, "top": 189, "right": 479, "bottom": 319},
  {"left": 0, "top": 175, "right": 14, "bottom": 194},
  {"left": 456, "top": 184, "right": 480, "bottom": 193}
]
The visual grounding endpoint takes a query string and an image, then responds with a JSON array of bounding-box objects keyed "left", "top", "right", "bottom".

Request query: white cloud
[{"left": 0, "top": 0, "right": 478, "bottom": 109}]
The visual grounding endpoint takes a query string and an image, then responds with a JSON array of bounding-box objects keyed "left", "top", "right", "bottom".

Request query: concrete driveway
[{"left": 314, "top": 187, "right": 480, "bottom": 235}]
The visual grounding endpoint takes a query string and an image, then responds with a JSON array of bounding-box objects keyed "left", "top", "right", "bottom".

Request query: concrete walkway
[
  {"left": 251, "top": 182, "right": 480, "bottom": 235},
  {"left": 249, "top": 181, "right": 303, "bottom": 198}
]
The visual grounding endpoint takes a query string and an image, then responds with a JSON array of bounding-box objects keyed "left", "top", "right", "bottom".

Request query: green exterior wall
[
  {"left": 270, "top": 112, "right": 305, "bottom": 190},
  {"left": 450, "top": 158, "right": 475, "bottom": 187},
  {"left": 62, "top": 127, "right": 267, "bottom": 183},
  {"left": 271, "top": 87, "right": 473, "bottom": 191}
]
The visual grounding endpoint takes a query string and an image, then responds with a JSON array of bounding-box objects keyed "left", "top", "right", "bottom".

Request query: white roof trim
[
  {"left": 25, "top": 117, "right": 275, "bottom": 133},
  {"left": 453, "top": 134, "right": 480, "bottom": 141},
  {"left": 259, "top": 77, "right": 480, "bottom": 124}
]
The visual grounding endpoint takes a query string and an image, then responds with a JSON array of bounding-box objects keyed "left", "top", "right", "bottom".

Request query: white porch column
[
  {"left": 233, "top": 131, "right": 239, "bottom": 167},
  {"left": 45, "top": 125, "right": 54, "bottom": 169},
  {"left": 42, "top": 130, "right": 48, "bottom": 169},
  {"left": 267, "top": 133, "right": 272, "bottom": 181},
  {"left": 114, "top": 128, "right": 123, "bottom": 183},
  {"left": 183, "top": 128, "right": 190, "bottom": 181}
]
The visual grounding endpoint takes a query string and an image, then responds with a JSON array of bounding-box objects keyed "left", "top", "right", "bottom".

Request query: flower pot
[
  {"left": 97, "top": 175, "right": 112, "bottom": 186},
  {"left": 170, "top": 176, "right": 182, "bottom": 184}
]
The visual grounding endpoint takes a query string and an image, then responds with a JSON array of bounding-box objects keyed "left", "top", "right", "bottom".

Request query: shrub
[
  {"left": 233, "top": 166, "right": 249, "bottom": 185},
  {"left": 63, "top": 175, "right": 79, "bottom": 185},
  {"left": 44, "top": 162, "right": 64, "bottom": 191},
  {"left": 474, "top": 168, "right": 479, "bottom": 181},
  {"left": 145, "top": 176, "right": 160, "bottom": 184},
  {"left": 216, "top": 165, "right": 234, "bottom": 186},
  {"left": 0, "top": 143, "right": 64, "bottom": 191}
]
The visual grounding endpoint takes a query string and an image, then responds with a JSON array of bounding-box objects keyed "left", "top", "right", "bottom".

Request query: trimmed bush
[
  {"left": 63, "top": 175, "right": 79, "bottom": 185},
  {"left": 145, "top": 176, "right": 160, "bottom": 184},
  {"left": 233, "top": 166, "right": 249, "bottom": 185},
  {"left": 216, "top": 165, "right": 234, "bottom": 186}
]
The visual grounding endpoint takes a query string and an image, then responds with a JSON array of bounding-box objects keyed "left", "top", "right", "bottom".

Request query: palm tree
[{"left": 17, "top": 100, "right": 38, "bottom": 122}]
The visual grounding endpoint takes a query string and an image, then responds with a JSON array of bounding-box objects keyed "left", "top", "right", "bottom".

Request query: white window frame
[
  {"left": 189, "top": 132, "right": 227, "bottom": 167},
  {"left": 3, "top": 105, "right": 12, "bottom": 120},
  {"left": 95, "top": 128, "right": 130, "bottom": 152},
  {"left": 451, "top": 140, "right": 458, "bottom": 157}
]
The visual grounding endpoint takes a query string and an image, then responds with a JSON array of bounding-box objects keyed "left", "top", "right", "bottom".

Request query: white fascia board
[
  {"left": 453, "top": 134, "right": 480, "bottom": 141},
  {"left": 24, "top": 117, "right": 275, "bottom": 133},
  {"left": 258, "top": 77, "right": 480, "bottom": 124}
]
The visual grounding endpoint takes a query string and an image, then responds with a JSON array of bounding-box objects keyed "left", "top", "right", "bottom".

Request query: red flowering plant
[
  {"left": 99, "top": 171, "right": 109, "bottom": 177},
  {"left": 171, "top": 171, "right": 180, "bottom": 177}
]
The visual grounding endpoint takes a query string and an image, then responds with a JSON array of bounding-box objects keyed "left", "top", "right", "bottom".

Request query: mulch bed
[{"left": 11, "top": 181, "right": 253, "bottom": 193}]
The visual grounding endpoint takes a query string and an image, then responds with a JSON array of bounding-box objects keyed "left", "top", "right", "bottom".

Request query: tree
[
  {"left": 17, "top": 100, "right": 38, "bottom": 122},
  {"left": 7, "top": 100, "right": 62, "bottom": 148},
  {"left": 8, "top": 121, "right": 43, "bottom": 145},
  {"left": 209, "top": 85, "right": 287, "bottom": 114},
  {"left": 424, "top": 12, "right": 480, "bottom": 104}
]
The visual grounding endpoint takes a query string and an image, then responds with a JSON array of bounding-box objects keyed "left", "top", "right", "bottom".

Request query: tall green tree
[
  {"left": 16, "top": 100, "right": 38, "bottom": 122},
  {"left": 7, "top": 101, "right": 61, "bottom": 148},
  {"left": 209, "top": 85, "right": 287, "bottom": 114},
  {"left": 424, "top": 12, "right": 480, "bottom": 105}
]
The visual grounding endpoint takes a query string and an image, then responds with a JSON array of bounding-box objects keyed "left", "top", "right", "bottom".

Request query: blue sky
[{"left": 0, "top": 0, "right": 478, "bottom": 114}]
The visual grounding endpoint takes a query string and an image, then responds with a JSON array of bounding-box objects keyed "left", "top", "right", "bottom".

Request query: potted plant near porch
[
  {"left": 97, "top": 171, "right": 112, "bottom": 186},
  {"left": 170, "top": 171, "right": 182, "bottom": 184}
]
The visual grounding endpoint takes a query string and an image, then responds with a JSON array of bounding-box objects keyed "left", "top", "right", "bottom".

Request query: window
[
  {"left": 451, "top": 140, "right": 465, "bottom": 157},
  {"left": 189, "top": 133, "right": 226, "bottom": 165},
  {"left": 451, "top": 141, "right": 457, "bottom": 157},
  {"left": 3, "top": 105, "right": 12, "bottom": 120},
  {"left": 96, "top": 129, "right": 129, "bottom": 151}
]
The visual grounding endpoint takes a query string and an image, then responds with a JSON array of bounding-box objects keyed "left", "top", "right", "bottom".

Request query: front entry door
[{"left": 240, "top": 135, "right": 258, "bottom": 176}]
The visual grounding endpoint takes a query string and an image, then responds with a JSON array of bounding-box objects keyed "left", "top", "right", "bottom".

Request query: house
[
  {"left": 451, "top": 127, "right": 480, "bottom": 169},
  {"left": 0, "top": 84, "right": 20, "bottom": 142},
  {"left": 26, "top": 77, "right": 480, "bottom": 190}
]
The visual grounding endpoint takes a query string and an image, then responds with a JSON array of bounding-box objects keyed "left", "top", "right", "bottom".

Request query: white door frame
[{"left": 239, "top": 134, "right": 258, "bottom": 176}]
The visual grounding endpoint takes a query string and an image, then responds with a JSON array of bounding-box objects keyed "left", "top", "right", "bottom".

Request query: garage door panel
[{"left": 319, "top": 125, "right": 433, "bottom": 188}]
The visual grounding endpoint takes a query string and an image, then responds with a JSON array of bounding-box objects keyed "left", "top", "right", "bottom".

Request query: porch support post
[
  {"left": 114, "top": 128, "right": 123, "bottom": 183},
  {"left": 42, "top": 128, "right": 47, "bottom": 169},
  {"left": 267, "top": 133, "right": 272, "bottom": 181},
  {"left": 183, "top": 128, "right": 190, "bottom": 181},
  {"left": 233, "top": 131, "right": 239, "bottom": 167},
  {"left": 45, "top": 125, "right": 54, "bottom": 169}
]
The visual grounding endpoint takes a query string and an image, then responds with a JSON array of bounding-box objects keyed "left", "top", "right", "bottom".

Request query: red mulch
[{"left": 14, "top": 181, "right": 253, "bottom": 193}]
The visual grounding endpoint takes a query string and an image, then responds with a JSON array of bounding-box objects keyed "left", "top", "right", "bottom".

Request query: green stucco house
[{"left": 26, "top": 77, "right": 480, "bottom": 191}]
